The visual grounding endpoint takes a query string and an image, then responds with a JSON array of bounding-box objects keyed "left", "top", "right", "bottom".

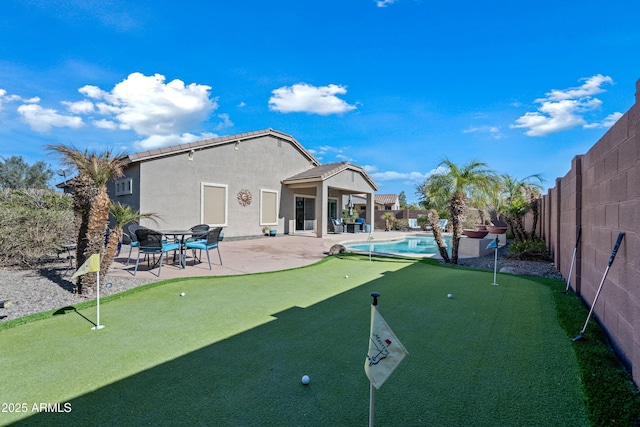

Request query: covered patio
[{"left": 282, "top": 162, "right": 378, "bottom": 238}]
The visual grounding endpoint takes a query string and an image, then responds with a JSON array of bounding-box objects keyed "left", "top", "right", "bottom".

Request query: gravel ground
[
  {"left": 0, "top": 263, "right": 155, "bottom": 323},
  {"left": 454, "top": 244, "right": 563, "bottom": 280},
  {"left": 0, "top": 245, "right": 563, "bottom": 323}
]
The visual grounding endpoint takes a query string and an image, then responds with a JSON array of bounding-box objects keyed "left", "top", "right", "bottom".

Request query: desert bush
[
  {"left": 0, "top": 189, "right": 74, "bottom": 267},
  {"left": 507, "top": 238, "right": 550, "bottom": 261},
  {"left": 394, "top": 218, "right": 408, "bottom": 231}
]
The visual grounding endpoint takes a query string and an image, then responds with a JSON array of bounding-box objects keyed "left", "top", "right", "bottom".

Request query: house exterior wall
[
  {"left": 537, "top": 78, "right": 640, "bottom": 385},
  {"left": 116, "top": 135, "right": 314, "bottom": 237}
]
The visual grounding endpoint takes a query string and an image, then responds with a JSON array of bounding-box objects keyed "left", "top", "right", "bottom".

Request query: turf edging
[{"left": 529, "top": 275, "right": 640, "bottom": 426}]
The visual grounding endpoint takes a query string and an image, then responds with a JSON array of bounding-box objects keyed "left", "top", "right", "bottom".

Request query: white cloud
[
  {"left": 463, "top": 125, "right": 503, "bottom": 139},
  {"left": 376, "top": 0, "right": 397, "bottom": 7},
  {"left": 83, "top": 72, "right": 217, "bottom": 138},
  {"left": 601, "top": 112, "right": 623, "bottom": 127},
  {"left": 93, "top": 119, "right": 118, "bottom": 129},
  {"left": 62, "top": 100, "right": 94, "bottom": 114},
  {"left": 215, "top": 113, "right": 233, "bottom": 130},
  {"left": 367, "top": 165, "right": 447, "bottom": 184},
  {"left": 269, "top": 83, "right": 357, "bottom": 115},
  {"left": 511, "top": 74, "right": 617, "bottom": 136},
  {"left": 134, "top": 131, "right": 218, "bottom": 151},
  {"left": 0, "top": 89, "right": 38, "bottom": 111},
  {"left": 79, "top": 85, "right": 104, "bottom": 99},
  {"left": 541, "top": 74, "right": 613, "bottom": 101},
  {"left": 17, "top": 103, "right": 84, "bottom": 132},
  {"left": 3, "top": 73, "right": 221, "bottom": 150}
]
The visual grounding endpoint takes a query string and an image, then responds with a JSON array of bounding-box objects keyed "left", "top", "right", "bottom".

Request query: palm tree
[
  {"left": 496, "top": 174, "right": 543, "bottom": 242},
  {"left": 420, "top": 159, "right": 498, "bottom": 264},
  {"left": 380, "top": 212, "right": 395, "bottom": 231},
  {"left": 47, "top": 144, "right": 126, "bottom": 295},
  {"left": 426, "top": 209, "right": 450, "bottom": 262},
  {"left": 101, "top": 202, "right": 159, "bottom": 276}
]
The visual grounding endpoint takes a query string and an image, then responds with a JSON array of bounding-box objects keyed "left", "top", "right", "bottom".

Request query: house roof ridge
[{"left": 126, "top": 128, "right": 318, "bottom": 164}]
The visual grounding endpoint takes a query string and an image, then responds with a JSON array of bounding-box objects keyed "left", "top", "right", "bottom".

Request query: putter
[
  {"left": 562, "top": 227, "right": 582, "bottom": 294},
  {"left": 572, "top": 232, "right": 625, "bottom": 341}
]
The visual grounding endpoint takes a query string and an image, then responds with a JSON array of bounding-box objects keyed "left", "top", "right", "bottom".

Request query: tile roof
[{"left": 375, "top": 193, "right": 399, "bottom": 205}]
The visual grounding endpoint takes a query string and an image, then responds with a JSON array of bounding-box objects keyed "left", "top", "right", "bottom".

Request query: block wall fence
[{"left": 531, "top": 78, "right": 640, "bottom": 385}]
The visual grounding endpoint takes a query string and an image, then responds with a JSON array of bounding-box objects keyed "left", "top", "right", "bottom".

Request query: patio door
[
  {"left": 328, "top": 198, "right": 338, "bottom": 220},
  {"left": 295, "top": 196, "right": 315, "bottom": 231}
]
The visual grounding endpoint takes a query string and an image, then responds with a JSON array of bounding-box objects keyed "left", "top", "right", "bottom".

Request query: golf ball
[
  {"left": 344, "top": 275, "right": 349, "bottom": 279},
  {"left": 301, "top": 375, "right": 310, "bottom": 385},
  {"left": 447, "top": 293, "right": 453, "bottom": 299},
  {"left": 180, "top": 292, "right": 185, "bottom": 297}
]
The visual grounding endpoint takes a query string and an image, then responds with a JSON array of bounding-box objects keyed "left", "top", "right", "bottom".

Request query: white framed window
[
  {"left": 201, "top": 183, "right": 228, "bottom": 226},
  {"left": 115, "top": 178, "right": 133, "bottom": 196},
  {"left": 260, "top": 189, "right": 278, "bottom": 226}
]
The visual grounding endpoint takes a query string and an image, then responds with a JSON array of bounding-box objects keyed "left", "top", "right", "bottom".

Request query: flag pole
[
  {"left": 91, "top": 270, "right": 105, "bottom": 330},
  {"left": 491, "top": 237, "right": 499, "bottom": 286},
  {"left": 369, "top": 292, "right": 380, "bottom": 427}
]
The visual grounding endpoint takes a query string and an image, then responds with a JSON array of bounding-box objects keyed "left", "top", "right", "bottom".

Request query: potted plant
[{"left": 262, "top": 226, "right": 271, "bottom": 236}]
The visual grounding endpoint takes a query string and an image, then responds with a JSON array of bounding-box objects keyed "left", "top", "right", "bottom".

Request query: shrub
[
  {"left": 507, "top": 238, "right": 550, "bottom": 261},
  {"left": 0, "top": 189, "right": 74, "bottom": 267},
  {"left": 394, "top": 218, "right": 408, "bottom": 231}
]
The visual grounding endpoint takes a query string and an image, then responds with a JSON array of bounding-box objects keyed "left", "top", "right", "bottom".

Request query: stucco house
[{"left": 108, "top": 128, "right": 378, "bottom": 238}]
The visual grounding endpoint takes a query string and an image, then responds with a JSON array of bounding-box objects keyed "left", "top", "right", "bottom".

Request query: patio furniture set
[
  {"left": 329, "top": 217, "right": 366, "bottom": 234},
  {"left": 125, "top": 224, "right": 223, "bottom": 277}
]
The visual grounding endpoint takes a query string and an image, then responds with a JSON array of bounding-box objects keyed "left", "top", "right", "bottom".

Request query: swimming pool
[{"left": 345, "top": 235, "right": 452, "bottom": 257}]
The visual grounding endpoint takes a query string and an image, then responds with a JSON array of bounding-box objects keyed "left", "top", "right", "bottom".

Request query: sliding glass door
[{"left": 295, "top": 196, "right": 315, "bottom": 231}]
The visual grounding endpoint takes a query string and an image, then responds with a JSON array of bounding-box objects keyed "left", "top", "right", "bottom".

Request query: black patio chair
[
  {"left": 133, "top": 228, "right": 180, "bottom": 277},
  {"left": 184, "top": 227, "right": 223, "bottom": 270}
]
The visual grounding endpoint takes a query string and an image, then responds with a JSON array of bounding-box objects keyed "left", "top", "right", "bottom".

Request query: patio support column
[
  {"left": 316, "top": 181, "right": 328, "bottom": 237},
  {"left": 366, "top": 192, "right": 374, "bottom": 231}
]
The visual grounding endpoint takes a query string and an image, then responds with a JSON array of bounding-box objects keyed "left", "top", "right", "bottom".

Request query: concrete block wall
[{"left": 540, "top": 78, "right": 640, "bottom": 385}]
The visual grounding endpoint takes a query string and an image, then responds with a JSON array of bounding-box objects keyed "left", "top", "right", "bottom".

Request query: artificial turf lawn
[{"left": 1, "top": 256, "right": 589, "bottom": 426}]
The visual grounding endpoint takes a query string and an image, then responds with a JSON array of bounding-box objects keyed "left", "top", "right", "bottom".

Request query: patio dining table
[{"left": 160, "top": 230, "right": 199, "bottom": 269}]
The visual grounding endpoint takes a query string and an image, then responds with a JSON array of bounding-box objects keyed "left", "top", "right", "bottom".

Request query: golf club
[
  {"left": 562, "top": 226, "right": 581, "bottom": 294},
  {"left": 572, "top": 232, "right": 625, "bottom": 341}
]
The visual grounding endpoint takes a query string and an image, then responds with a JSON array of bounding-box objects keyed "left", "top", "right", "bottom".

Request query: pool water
[{"left": 345, "top": 235, "right": 452, "bottom": 257}]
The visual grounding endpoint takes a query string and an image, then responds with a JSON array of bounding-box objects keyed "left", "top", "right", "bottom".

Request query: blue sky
[{"left": 1, "top": 0, "right": 639, "bottom": 203}]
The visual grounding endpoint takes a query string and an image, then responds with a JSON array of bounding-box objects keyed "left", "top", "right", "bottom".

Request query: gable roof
[
  {"left": 375, "top": 193, "right": 399, "bottom": 206},
  {"left": 125, "top": 128, "right": 320, "bottom": 165},
  {"left": 345, "top": 193, "right": 398, "bottom": 206},
  {"left": 283, "top": 161, "right": 379, "bottom": 191}
]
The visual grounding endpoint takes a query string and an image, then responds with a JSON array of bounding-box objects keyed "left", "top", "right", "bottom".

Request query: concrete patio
[{"left": 107, "top": 230, "right": 412, "bottom": 280}]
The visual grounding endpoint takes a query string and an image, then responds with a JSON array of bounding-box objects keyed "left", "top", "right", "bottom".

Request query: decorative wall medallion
[{"left": 237, "top": 189, "right": 252, "bottom": 207}]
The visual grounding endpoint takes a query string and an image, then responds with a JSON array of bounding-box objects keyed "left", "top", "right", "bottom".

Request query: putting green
[{"left": 0, "top": 256, "right": 588, "bottom": 426}]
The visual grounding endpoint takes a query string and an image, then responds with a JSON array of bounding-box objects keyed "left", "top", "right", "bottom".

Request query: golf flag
[
  {"left": 365, "top": 306, "right": 408, "bottom": 389},
  {"left": 72, "top": 253, "right": 100, "bottom": 279},
  {"left": 486, "top": 237, "right": 499, "bottom": 250}
]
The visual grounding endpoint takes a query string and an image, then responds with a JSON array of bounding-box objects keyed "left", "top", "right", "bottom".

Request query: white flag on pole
[{"left": 365, "top": 305, "right": 408, "bottom": 389}]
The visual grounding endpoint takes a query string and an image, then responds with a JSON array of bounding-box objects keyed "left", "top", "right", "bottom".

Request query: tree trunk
[
  {"left": 530, "top": 199, "right": 539, "bottom": 239},
  {"left": 71, "top": 175, "right": 96, "bottom": 294},
  {"left": 514, "top": 215, "right": 527, "bottom": 242},
  {"left": 101, "top": 226, "right": 122, "bottom": 277},
  {"left": 449, "top": 193, "right": 466, "bottom": 264},
  {"left": 79, "top": 189, "right": 110, "bottom": 296},
  {"left": 428, "top": 210, "right": 450, "bottom": 263}
]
